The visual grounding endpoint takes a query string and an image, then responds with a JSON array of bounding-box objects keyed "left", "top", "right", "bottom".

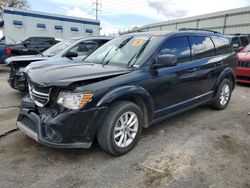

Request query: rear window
[
  {"left": 190, "top": 36, "right": 215, "bottom": 60},
  {"left": 240, "top": 36, "right": 249, "bottom": 47},
  {"left": 29, "top": 38, "right": 54, "bottom": 45},
  {"left": 211, "top": 36, "right": 232, "bottom": 55}
]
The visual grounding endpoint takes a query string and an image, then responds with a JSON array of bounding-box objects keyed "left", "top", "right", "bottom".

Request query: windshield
[
  {"left": 42, "top": 38, "right": 78, "bottom": 57},
  {"left": 243, "top": 44, "right": 250, "bottom": 52},
  {"left": 84, "top": 35, "right": 162, "bottom": 67}
]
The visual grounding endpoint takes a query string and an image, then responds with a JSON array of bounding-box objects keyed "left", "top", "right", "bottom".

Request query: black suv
[
  {"left": 17, "top": 30, "right": 236, "bottom": 156},
  {"left": 8, "top": 36, "right": 59, "bottom": 56},
  {"left": 0, "top": 37, "right": 59, "bottom": 64}
]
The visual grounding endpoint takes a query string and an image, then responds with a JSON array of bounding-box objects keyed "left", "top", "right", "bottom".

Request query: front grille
[
  {"left": 237, "top": 75, "right": 250, "bottom": 81},
  {"left": 28, "top": 84, "right": 51, "bottom": 107},
  {"left": 237, "top": 61, "right": 250, "bottom": 68}
]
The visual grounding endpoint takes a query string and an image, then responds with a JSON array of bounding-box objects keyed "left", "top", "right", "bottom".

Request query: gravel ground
[{"left": 0, "top": 64, "right": 249, "bottom": 188}]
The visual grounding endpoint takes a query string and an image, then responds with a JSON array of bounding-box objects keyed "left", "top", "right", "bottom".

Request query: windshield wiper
[
  {"left": 127, "top": 37, "right": 152, "bottom": 67},
  {"left": 29, "top": 48, "right": 44, "bottom": 57},
  {"left": 101, "top": 36, "right": 134, "bottom": 65},
  {"left": 117, "top": 36, "right": 133, "bottom": 49}
]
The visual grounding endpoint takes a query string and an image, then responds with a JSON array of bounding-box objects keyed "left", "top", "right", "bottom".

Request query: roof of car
[
  {"left": 124, "top": 31, "right": 172, "bottom": 36},
  {"left": 69, "top": 36, "right": 114, "bottom": 40},
  {"left": 123, "top": 29, "right": 222, "bottom": 37}
]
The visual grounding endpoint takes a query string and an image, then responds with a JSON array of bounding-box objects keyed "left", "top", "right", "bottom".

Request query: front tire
[
  {"left": 97, "top": 101, "right": 143, "bottom": 156},
  {"left": 210, "top": 79, "right": 233, "bottom": 110}
]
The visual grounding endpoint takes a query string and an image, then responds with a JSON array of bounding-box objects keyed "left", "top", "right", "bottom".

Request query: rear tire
[
  {"left": 210, "top": 79, "right": 233, "bottom": 110},
  {"left": 97, "top": 101, "right": 143, "bottom": 156}
]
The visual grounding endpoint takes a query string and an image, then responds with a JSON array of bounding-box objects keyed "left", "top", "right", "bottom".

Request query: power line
[
  {"left": 102, "top": 1, "right": 148, "bottom": 11},
  {"left": 102, "top": 0, "right": 146, "bottom": 7},
  {"left": 81, "top": 5, "right": 96, "bottom": 16},
  {"left": 102, "top": 3, "right": 151, "bottom": 14}
]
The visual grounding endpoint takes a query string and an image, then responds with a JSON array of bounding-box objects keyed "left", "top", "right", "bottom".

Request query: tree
[{"left": 0, "top": 0, "right": 30, "bottom": 16}]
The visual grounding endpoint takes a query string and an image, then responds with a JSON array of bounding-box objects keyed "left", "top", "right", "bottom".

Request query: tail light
[{"left": 6, "top": 47, "right": 12, "bottom": 56}]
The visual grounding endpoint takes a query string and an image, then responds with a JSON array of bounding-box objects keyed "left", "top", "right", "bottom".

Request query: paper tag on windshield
[{"left": 132, "top": 39, "right": 145, "bottom": 46}]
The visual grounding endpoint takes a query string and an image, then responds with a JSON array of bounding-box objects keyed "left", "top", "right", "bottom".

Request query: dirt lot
[{"left": 0, "top": 64, "right": 249, "bottom": 188}]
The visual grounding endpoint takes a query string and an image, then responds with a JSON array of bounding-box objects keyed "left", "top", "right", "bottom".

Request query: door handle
[{"left": 187, "top": 68, "right": 197, "bottom": 73}]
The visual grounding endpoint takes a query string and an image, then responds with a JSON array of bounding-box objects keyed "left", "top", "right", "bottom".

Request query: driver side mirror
[
  {"left": 64, "top": 51, "right": 78, "bottom": 59},
  {"left": 152, "top": 54, "right": 177, "bottom": 69}
]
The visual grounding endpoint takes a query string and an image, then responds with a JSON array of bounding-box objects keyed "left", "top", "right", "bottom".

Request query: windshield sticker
[
  {"left": 132, "top": 39, "right": 145, "bottom": 46},
  {"left": 152, "top": 32, "right": 161, "bottom": 36}
]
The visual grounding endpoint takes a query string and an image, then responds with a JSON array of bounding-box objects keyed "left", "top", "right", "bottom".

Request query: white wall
[{"left": 2, "top": 8, "right": 100, "bottom": 44}]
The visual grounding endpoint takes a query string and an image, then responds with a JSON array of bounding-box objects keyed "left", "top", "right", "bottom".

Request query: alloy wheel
[
  {"left": 219, "top": 83, "right": 230, "bottom": 106},
  {"left": 113, "top": 111, "right": 139, "bottom": 148}
]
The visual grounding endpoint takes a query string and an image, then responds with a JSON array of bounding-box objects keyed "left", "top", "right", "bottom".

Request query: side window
[
  {"left": 28, "top": 38, "right": 53, "bottom": 45},
  {"left": 159, "top": 36, "right": 191, "bottom": 63},
  {"left": 27, "top": 38, "right": 36, "bottom": 45},
  {"left": 211, "top": 36, "right": 232, "bottom": 55},
  {"left": 240, "top": 36, "right": 249, "bottom": 47},
  {"left": 231, "top": 37, "right": 241, "bottom": 46},
  {"left": 40, "top": 39, "right": 55, "bottom": 45},
  {"left": 99, "top": 39, "right": 109, "bottom": 46},
  {"left": 69, "top": 41, "right": 99, "bottom": 56},
  {"left": 190, "top": 36, "right": 215, "bottom": 60}
]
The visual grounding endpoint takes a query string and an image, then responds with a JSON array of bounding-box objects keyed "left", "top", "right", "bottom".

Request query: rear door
[{"left": 188, "top": 35, "right": 218, "bottom": 95}]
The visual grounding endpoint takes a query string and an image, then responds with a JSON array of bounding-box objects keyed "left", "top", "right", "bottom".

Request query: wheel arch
[
  {"left": 96, "top": 85, "right": 154, "bottom": 128},
  {"left": 213, "top": 67, "right": 236, "bottom": 95}
]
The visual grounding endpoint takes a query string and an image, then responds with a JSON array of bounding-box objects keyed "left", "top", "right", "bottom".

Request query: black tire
[
  {"left": 97, "top": 101, "right": 143, "bottom": 156},
  {"left": 210, "top": 79, "right": 233, "bottom": 110}
]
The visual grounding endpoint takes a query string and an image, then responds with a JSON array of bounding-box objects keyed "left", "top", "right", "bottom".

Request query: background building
[
  {"left": 0, "top": 7, "right": 100, "bottom": 44},
  {"left": 132, "top": 6, "right": 250, "bottom": 34}
]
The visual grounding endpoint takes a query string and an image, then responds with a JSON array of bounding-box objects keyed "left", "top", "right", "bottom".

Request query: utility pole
[{"left": 92, "top": 0, "right": 101, "bottom": 20}]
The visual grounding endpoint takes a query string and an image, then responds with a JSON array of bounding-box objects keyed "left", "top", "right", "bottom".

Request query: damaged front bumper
[
  {"left": 8, "top": 70, "right": 27, "bottom": 92},
  {"left": 17, "top": 96, "right": 108, "bottom": 149}
]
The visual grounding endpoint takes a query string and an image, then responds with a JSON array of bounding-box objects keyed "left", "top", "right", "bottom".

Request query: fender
[
  {"left": 213, "top": 67, "right": 236, "bottom": 95},
  {"left": 97, "top": 85, "right": 154, "bottom": 121}
]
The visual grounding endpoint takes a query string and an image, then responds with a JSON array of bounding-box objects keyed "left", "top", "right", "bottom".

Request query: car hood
[
  {"left": 237, "top": 52, "right": 250, "bottom": 60},
  {"left": 27, "top": 63, "right": 131, "bottom": 87},
  {"left": 24, "top": 58, "right": 68, "bottom": 73},
  {"left": 5, "top": 55, "right": 49, "bottom": 64}
]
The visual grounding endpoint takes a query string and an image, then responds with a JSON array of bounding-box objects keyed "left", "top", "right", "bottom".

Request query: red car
[{"left": 236, "top": 44, "right": 250, "bottom": 83}]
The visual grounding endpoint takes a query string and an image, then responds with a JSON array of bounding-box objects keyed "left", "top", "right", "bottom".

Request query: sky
[{"left": 29, "top": 0, "right": 250, "bottom": 35}]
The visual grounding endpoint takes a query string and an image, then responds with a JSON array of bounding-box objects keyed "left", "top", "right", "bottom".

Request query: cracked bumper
[
  {"left": 17, "top": 97, "right": 108, "bottom": 149},
  {"left": 8, "top": 73, "right": 27, "bottom": 92}
]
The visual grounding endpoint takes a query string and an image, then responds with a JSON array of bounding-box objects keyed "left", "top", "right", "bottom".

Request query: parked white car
[{"left": 7, "top": 36, "right": 113, "bottom": 92}]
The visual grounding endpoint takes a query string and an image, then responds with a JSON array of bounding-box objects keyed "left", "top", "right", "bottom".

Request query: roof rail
[
  {"left": 233, "top": 33, "right": 242, "bottom": 35},
  {"left": 178, "top": 28, "right": 221, "bottom": 34},
  {"left": 228, "top": 33, "right": 249, "bottom": 36}
]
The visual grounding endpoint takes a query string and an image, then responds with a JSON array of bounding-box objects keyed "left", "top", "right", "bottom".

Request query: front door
[
  {"left": 148, "top": 35, "right": 214, "bottom": 119},
  {"left": 65, "top": 41, "right": 100, "bottom": 63}
]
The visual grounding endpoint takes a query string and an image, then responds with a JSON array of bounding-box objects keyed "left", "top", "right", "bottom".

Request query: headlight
[{"left": 57, "top": 92, "right": 93, "bottom": 109}]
